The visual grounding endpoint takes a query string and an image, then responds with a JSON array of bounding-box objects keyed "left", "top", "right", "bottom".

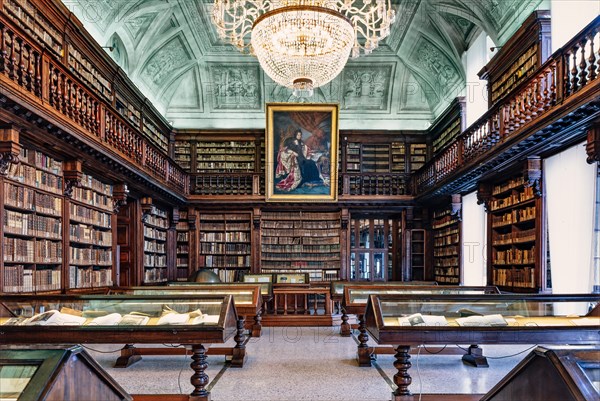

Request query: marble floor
[{"left": 86, "top": 326, "right": 534, "bottom": 401}]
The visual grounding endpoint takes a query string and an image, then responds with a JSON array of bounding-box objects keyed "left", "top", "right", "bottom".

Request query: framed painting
[{"left": 266, "top": 103, "right": 339, "bottom": 202}]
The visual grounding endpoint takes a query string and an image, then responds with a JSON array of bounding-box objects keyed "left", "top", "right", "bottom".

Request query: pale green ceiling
[{"left": 62, "top": 0, "right": 542, "bottom": 130}]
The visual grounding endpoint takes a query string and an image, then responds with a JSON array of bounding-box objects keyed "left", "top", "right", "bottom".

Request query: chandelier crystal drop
[{"left": 212, "top": 0, "right": 395, "bottom": 96}]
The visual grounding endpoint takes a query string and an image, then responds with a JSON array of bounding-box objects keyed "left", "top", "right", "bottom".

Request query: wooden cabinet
[
  {"left": 260, "top": 211, "right": 341, "bottom": 281},
  {"left": 198, "top": 212, "right": 252, "bottom": 282}
]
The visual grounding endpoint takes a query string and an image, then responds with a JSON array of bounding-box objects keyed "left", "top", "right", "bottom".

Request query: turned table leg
[
  {"left": 190, "top": 344, "right": 210, "bottom": 401},
  {"left": 392, "top": 345, "right": 412, "bottom": 400},
  {"left": 356, "top": 314, "right": 373, "bottom": 367},
  {"left": 340, "top": 309, "right": 351, "bottom": 336},
  {"left": 252, "top": 309, "right": 262, "bottom": 337},
  {"left": 114, "top": 344, "right": 142, "bottom": 368},
  {"left": 231, "top": 317, "right": 248, "bottom": 368}
]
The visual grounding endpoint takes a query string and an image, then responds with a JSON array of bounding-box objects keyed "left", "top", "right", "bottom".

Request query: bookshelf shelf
[
  {"left": 175, "top": 209, "right": 190, "bottom": 281},
  {"left": 432, "top": 203, "right": 461, "bottom": 285},
  {"left": 198, "top": 213, "right": 251, "bottom": 282},
  {"left": 261, "top": 211, "right": 341, "bottom": 282}
]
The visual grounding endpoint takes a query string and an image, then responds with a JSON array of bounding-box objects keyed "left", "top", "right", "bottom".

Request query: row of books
[
  {"left": 176, "top": 256, "right": 189, "bottom": 267},
  {"left": 143, "top": 226, "right": 167, "bottom": 241},
  {"left": 434, "top": 227, "right": 459, "bottom": 239},
  {"left": 492, "top": 229, "right": 536, "bottom": 246},
  {"left": 434, "top": 266, "right": 460, "bottom": 276},
  {"left": 4, "top": 182, "right": 62, "bottom": 215},
  {"left": 200, "top": 232, "right": 249, "bottom": 242},
  {"left": 434, "top": 257, "right": 459, "bottom": 267},
  {"left": 8, "top": 163, "right": 63, "bottom": 195},
  {"left": 435, "top": 275, "right": 460, "bottom": 284},
  {"left": 177, "top": 244, "right": 189, "bottom": 254},
  {"left": 177, "top": 232, "right": 189, "bottom": 241},
  {"left": 490, "top": 186, "right": 535, "bottom": 211},
  {"left": 2, "top": 265, "right": 61, "bottom": 293},
  {"left": 494, "top": 247, "right": 536, "bottom": 265},
  {"left": 492, "top": 206, "right": 536, "bottom": 227},
  {"left": 262, "top": 228, "right": 340, "bottom": 238},
  {"left": 18, "top": 148, "right": 62, "bottom": 175},
  {"left": 434, "top": 234, "right": 460, "bottom": 247},
  {"left": 198, "top": 255, "right": 250, "bottom": 268},
  {"left": 144, "top": 267, "right": 168, "bottom": 283},
  {"left": 3, "top": 238, "right": 62, "bottom": 263},
  {"left": 261, "top": 220, "right": 340, "bottom": 230},
  {"left": 492, "top": 176, "right": 526, "bottom": 195},
  {"left": 70, "top": 247, "right": 112, "bottom": 265},
  {"left": 261, "top": 244, "right": 340, "bottom": 253},
  {"left": 4, "top": 210, "right": 61, "bottom": 239},
  {"left": 262, "top": 212, "right": 340, "bottom": 221},
  {"left": 261, "top": 235, "right": 340, "bottom": 245},
  {"left": 434, "top": 246, "right": 459, "bottom": 257},
  {"left": 68, "top": 266, "right": 113, "bottom": 288},
  {"left": 4, "top": 0, "right": 63, "bottom": 56},
  {"left": 145, "top": 214, "right": 169, "bottom": 229},
  {"left": 199, "top": 243, "right": 250, "bottom": 254},
  {"left": 199, "top": 222, "right": 250, "bottom": 231},
  {"left": 493, "top": 266, "right": 536, "bottom": 288},
  {"left": 262, "top": 253, "right": 340, "bottom": 262},
  {"left": 144, "top": 254, "right": 167, "bottom": 268},
  {"left": 260, "top": 260, "right": 340, "bottom": 269},
  {"left": 432, "top": 214, "right": 460, "bottom": 229},
  {"left": 198, "top": 213, "right": 249, "bottom": 221},
  {"left": 70, "top": 224, "right": 112, "bottom": 246},
  {"left": 71, "top": 187, "right": 112, "bottom": 211},
  {"left": 144, "top": 240, "right": 166, "bottom": 253},
  {"left": 208, "top": 268, "right": 245, "bottom": 283},
  {"left": 67, "top": 47, "right": 112, "bottom": 101},
  {"left": 70, "top": 204, "right": 111, "bottom": 228}
]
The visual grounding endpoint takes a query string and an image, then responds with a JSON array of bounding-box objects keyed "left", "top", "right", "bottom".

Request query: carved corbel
[
  {"left": 450, "top": 194, "right": 462, "bottom": 221},
  {"left": 523, "top": 156, "right": 542, "bottom": 197},
  {"left": 0, "top": 124, "right": 22, "bottom": 176},
  {"left": 140, "top": 197, "right": 153, "bottom": 223},
  {"left": 477, "top": 182, "right": 493, "bottom": 212},
  {"left": 112, "top": 183, "right": 129, "bottom": 213},
  {"left": 170, "top": 207, "right": 180, "bottom": 230},
  {"left": 63, "top": 160, "right": 83, "bottom": 198},
  {"left": 586, "top": 123, "right": 600, "bottom": 164}
]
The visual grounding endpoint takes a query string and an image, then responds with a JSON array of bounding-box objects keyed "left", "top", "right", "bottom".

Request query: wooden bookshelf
[
  {"left": 173, "top": 140, "right": 192, "bottom": 171},
  {"left": 2, "top": 0, "right": 63, "bottom": 56},
  {"left": 142, "top": 205, "right": 169, "bottom": 284},
  {"left": 198, "top": 213, "right": 252, "bottom": 282},
  {"left": 409, "top": 144, "right": 427, "bottom": 173},
  {"left": 260, "top": 211, "right": 341, "bottom": 282},
  {"left": 67, "top": 46, "right": 112, "bottom": 103},
  {"left": 115, "top": 92, "right": 141, "bottom": 128},
  {"left": 432, "top": 202, "right": 461, "bottom": 284},
  {"left": 196, "top": 140, "right": 255, "bottom": 173},
  {"left": 67, "top": 173, "right": 114, "bottom": 290},
  {"left": 142, "top": 116, "right": 169, "bottom": 154},
  {"left": 346, "top": 143, "right": 390, "bottom": 173},
  {"left": 408, "top": 229, "right": 426, "bottom": 281},
  {"left": 390, "top": 142, "right": 406, "bottom": 173},
  {"left": 487, "top": 169, "right": 543, "bottom": 292},
  {"left": 175, "top": 209, "right": 191, "bottom": 281},
  {"left": 478, "top": 11, "right": 551, "bottom": 106},
  {"left": 2, "top": 148, "right": 63, "bottom": 293}
]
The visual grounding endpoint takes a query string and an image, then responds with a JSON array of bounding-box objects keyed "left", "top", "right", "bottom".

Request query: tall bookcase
[
  {"left": 432, "top": 201, "right": 461, "bottom": 284},
  {"left": 198, "top": 213, "right": 252, "bottom": 282},
  {"left": 68, "top": 173, "right": 114, "bottom": 289},
  {"left": 196, "top": 141, "right": 256, "bottom": 173},
  {"left": 142, "top": 205, "right": 169, "bottom": 284},
  {"left": 409, "top": 144, "right": 427, "bottom": 173},
  {"left": 2, "top": 148, "right": 63, "bottom": 293},
  {"left": 175, "top": 209, "right": 190, "bottom": 281},
  {"left": 390, "top": 142, "right": 406, "bottom": 173},
  {"left": 408, "top": 229, "right": 426, "bottom": 281},
  {"left": 260, "top": 211, "right": 341, "bottom": 282},
  {"left": 346, "top": 143, "right": 390, "bottom": 173},
  {"left": 173, "top": 141, "right": 191, "bottom": 171},
  {"left": 486, "top": 166, "right": 543, "bottom": 292}
]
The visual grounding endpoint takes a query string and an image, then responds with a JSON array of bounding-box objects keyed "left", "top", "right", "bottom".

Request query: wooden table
[{"left": 363, "top": 293, "right": 600, "bottom": 401}]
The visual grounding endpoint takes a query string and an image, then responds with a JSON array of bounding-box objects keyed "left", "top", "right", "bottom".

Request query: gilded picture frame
[{"left": 266, "top": 103, "right": 339, "bottom": 202}]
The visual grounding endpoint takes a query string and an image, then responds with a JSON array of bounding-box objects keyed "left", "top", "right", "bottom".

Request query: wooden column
[{"left": 0, "top": 124, "right": 21, "bottom": 176}]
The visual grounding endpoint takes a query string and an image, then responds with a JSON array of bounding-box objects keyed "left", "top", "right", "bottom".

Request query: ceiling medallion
[{"left": 212, "top": 0, "right": 395, "bottom": 97}]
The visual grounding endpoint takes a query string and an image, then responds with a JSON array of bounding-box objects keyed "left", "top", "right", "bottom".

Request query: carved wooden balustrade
[
  {"left": 415, "top": 16, "right": 600, "bottom": 195},
  {"left": 0, "top": 10, "right": 188, "bottom": 196},
  {"left": 192, "top": 173, "right": 258, "bottom": 196},
  {"left": 341, "top": 173, "right": 408, "bottom": 197}
]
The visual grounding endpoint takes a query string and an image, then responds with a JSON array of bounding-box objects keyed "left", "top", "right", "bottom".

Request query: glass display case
[
  {"left": 0, "top": 294, "right": 241, "bottom": 400},
  {"left": 482, "top": 346, "right": 600, "bottom": 401},
  {"left": 363, "top": 293, "right": 600, "bottom": 399},
  {"left": 0, "top": 346, "right": 131, "bottom": 401}
]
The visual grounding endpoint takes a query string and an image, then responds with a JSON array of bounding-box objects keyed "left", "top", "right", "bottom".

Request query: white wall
[
  {"left": 461, "top": 192, "right": 487, "bottom": 285},
  {"left": 462, "top": 32, "right": 494, "bottom": 127},
  {"left": 544, "top": 143, "right": 596, "bottom": 295},
  {"left": 551, "top": 0, "right": 600, "bottom": 52}
]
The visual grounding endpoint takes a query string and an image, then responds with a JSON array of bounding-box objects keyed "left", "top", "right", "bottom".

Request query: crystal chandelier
[{"left": 212, "top": 0, "right": 395, "bottom": 97}]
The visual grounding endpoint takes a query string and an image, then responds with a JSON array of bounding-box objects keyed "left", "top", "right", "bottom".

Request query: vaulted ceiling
[{"left": 63, "top": 0, "right": 542, "bottom": 130}]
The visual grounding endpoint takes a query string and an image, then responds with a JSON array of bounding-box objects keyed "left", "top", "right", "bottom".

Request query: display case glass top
[
  {"left": 344, "top": 285, "right": 500, "bottom": 308},
  {"left": 170, "top": 280, "right": 272, "bottom": 297},
  {"left": 0, "top": 294, "right": 238, "bottom": 345},
  {"left": 330, "top": 280, "right": 438, "bottom": 298}
]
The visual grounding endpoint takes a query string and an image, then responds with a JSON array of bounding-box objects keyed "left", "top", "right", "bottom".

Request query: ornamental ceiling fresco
[{"left": 62, "top": 0, "right": 542, "bottom": 130}]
